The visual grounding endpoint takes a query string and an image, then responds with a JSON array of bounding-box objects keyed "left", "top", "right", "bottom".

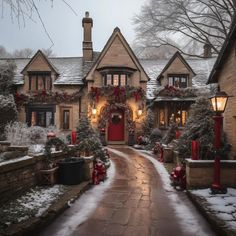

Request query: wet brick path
[{"left": 40, "top": 147, "right": 216, "bottom": 236}]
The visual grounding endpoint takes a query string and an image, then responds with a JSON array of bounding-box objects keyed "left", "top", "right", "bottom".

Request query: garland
[
  {"left": 157, "top": 85, "right": 197, "bottom": 98},
  {"left": 98, "top": 102, "right": 135, "bottom": 134},
  {"left": 14, "top": 90, "right": 83, "bottom": 107},
  {"left": 89, "top": 85, "right": 145, "bottom": 104}
]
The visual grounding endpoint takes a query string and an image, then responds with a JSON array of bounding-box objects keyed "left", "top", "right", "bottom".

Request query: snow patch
[
  {"left": 0, "top": 155, "right": 32, "bottom": 166},
  {"left": 51, "top": 160, "right": 116, "bottom": 236},
  {"left": 132, "top": 148, "right": 212, "bottom": 236},
  {"left": 107, "top": 147, "right": 132, "bottom": 162}
]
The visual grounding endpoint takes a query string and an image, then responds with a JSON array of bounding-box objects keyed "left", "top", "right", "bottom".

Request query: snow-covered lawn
[
  {"left": 191, "top": 188, "right": 236, "bottom": 230},
  {"left": 0, "top": 185, "right": 68, "bottom": 230}
]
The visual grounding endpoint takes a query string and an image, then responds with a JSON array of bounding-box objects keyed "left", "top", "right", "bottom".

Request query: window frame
[
  {"left": 168, "top": 103, "right": 188, "bottom": 127},
  {"left": 103, "top": 74, "right": 128, "bottom": 86},
  {"left": 168, "top": 74, "right": 189, "bottom": 88},
  {"left": 28, "top": 72, "right": 52, "bottom": 91}
]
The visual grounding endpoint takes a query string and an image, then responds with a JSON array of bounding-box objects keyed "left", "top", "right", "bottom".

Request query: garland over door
[{"left": 108, "top": 109, "right": 124, "bottom": 141}]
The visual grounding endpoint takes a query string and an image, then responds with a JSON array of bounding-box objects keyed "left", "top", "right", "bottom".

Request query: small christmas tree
[
  {"left": 76, "top": 116, "right": 103, "bottom": 156},
  {"left": 141, "top": 109, "right": 155, "bottom": 138},
  {"left": 176, "top": 97, "right": 214, "bottom": 159}
]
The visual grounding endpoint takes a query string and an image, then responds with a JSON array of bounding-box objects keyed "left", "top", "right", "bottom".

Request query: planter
[
  {"left": 163, "top": 147, "right": 173, "bottom": 163},
  {"left": 58, "top": 157, "right": 84, "bottom": 185},
  {"left": 39, "top": 167, "right": 59, "bottom": 185}
]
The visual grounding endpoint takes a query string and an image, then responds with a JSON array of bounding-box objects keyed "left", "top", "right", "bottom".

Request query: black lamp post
[{"left": 209, "top": 91, "right": 229, "bottom": 194}]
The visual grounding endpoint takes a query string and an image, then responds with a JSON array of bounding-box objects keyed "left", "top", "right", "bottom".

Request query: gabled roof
[
  {"left": 207, "top": 16, "right": 236, "bottom": 84},
  {"left": 21, "top": 50, "right": 59, "bottom": 75},
  {"left": 85, "top": 27, "right": 149, "bottom": 82},
  {"left": 157, "top": 51, "right": 196, "bottom": 81}
]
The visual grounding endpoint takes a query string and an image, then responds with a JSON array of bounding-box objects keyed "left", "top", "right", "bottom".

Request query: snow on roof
[
  {"left": 140, "top": 57, "right": 217, "bottom": 100},
  {"left": 140, "top": 59, "right": 167, "bottom": 100},
  {"left": 0, "top": 52, "right": 100, "bottom": 86}
]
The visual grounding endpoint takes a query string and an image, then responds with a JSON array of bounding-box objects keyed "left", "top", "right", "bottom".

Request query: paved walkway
[{"left": 40, "top": 147, "right": 216, "bottom": 236}]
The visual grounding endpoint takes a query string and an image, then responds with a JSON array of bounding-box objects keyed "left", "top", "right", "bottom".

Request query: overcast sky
[{"left": 0, "top": 0, "right": 146, "bottom": 57}]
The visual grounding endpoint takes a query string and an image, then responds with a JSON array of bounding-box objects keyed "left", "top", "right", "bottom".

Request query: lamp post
[{"left": 209, "top": 91, "right": 229, "bottom": 194}]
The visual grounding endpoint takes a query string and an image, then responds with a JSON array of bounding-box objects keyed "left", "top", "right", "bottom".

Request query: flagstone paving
[{"left": 40, "top": 147, "right": 216, "bottom": 236}]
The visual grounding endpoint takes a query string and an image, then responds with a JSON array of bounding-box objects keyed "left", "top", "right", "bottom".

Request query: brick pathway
[{"left": 40, "top": 147, "right": 216, "bottom": 236}]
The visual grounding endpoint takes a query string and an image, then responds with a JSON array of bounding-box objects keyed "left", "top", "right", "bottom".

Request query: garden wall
[
  {"left": 0, "top": 151, "right": 70, "bottom": 204},
  {"left": 186, "top": 159, "right": 236, "bottom": 189}
]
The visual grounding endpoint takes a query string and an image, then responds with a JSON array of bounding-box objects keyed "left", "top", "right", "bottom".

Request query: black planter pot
[{"left": 58, "top": 157, "right": 84, "bottom": 185}]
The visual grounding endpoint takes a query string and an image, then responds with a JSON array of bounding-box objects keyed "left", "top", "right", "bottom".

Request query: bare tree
[
  {"left": 133, "top": 0, "right": 236, "bottom": 58},
  {"left": 13, "top": 48, "right": 34, "bottom": 58}
]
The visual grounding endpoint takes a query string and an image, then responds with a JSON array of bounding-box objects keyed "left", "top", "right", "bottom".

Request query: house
[
  {"left": 141, "top": 51, "right": 216, "bottom": 131},
  {"left": 1, "top": 12, "right": 217, "bottom": 144},
  {"left": 1, "top": 12, "right": 148, "bottom": 145},
  {"left": 207, "top": 16, "right": 236, "bottom": 159}
]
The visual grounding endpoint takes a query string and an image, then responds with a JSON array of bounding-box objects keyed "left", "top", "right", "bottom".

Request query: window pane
[
  {"left": 106, "top": 74, "right": 112, "bottom": 85},
  {"left": 168, "top": 77, "right": 173, "bottom": 86},
  {"left": 30, "top": 75, "right": 37, "bottom": 91},
  {"left": 38, "top": 76, "right": 45, "bottom": 90},
  {"left": 37, "top": 112, "right": 46, "bottom": 127},
  {"left": 31, "top": 112, "right": 37, "bottom": 126},
  {"left": 120, "top": 75, "right": 126, "bottom": 86},
  {"left": 46, "top": 112, "right": 53, "bottom": 127},
  {"left": 174, "top": 77, "right": 180, "bottom": 87},
  {"left": 63, "top": 110, "right": 70, "bottom": 130},
  {"left": 113, "top": 75, "right": 119, "bottom": 86},
  {"left": 46, "top": 76, "right": 52, "bottom": 90},
  {"left": 159, "top": 109, "right": 165, "bottom": 127},
  {"left": 182, "top": 110, "right": 187, "bottom": 126}
]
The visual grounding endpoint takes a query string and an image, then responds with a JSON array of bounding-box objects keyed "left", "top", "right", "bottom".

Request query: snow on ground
[
  {"left": 0, "top": 185, "right": 67, "bottom": 229},
  {"left": 132, "top": 148, "right": 213, "bottom": 236},
  {"left": 51, "top": 160, "right": 116, "bottom": 236},
  {"left": 0, "top": 155, "right": 32, "bottom": 166},
  {"left": 191, "top": 188, "right": 236, "bottom": 230}
]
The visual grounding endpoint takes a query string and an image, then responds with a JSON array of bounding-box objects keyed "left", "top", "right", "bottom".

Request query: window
[
  {"left": 159, "top": 109, "right": 165, "bottom": 127},
  {"left": 168, "top": 75, "right": 188, "bottom": 88},
  {"left": 103, "top": 74, "right": 127, "bottom": 86},
  {"left": 168, "top": 104, "right": 188, "bottom": 127},
  {"left": 27, "top": 105, "right": 55, "bottom": 127},
  {"left": 29, "top": 73, "right": 52, "bottom": 91},
  {"left": 63, "top": 110, "right": 70, "bottom": 130}
]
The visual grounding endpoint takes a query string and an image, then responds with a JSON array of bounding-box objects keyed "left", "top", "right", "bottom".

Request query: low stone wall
[{"left": 186, "top": 159, "right": 236, "bottom": 189}]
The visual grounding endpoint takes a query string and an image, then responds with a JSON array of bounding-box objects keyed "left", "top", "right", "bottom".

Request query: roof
[
  {"left": 0, "top": 52, "right": 100, "bottom": 86},
  {"left": 140, "top": 57, "right": 216, "bottom": 100},
  {"left": 207, "top": 16, "right": 236, "bottom": 84}
]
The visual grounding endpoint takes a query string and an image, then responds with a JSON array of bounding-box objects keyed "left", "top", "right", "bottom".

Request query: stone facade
[{"left": 208, "top": 17, "right": 236, "bottom": 159}]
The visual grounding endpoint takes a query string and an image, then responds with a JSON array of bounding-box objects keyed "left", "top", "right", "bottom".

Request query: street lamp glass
[
  {"left": 210, "top": 91, "right": 229, "bottom": 113},
  {"left": 92, "top": 108, "right": 97, "bottom": 115},
  {"left": 137, "top": 109, "right": 142, "bottom": 117}
]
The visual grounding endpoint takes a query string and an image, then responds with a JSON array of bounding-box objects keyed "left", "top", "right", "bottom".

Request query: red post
[
  {"left": 191, "top": 140, "right": 199, "bottom": 160},
  {"left": 212, "top": 115, "right": 223, "bottom": 190},
  {"left": 71, "top": 131, "right": 77, "bottom": 145},
  {"left": 176, "top": 131, "right": 181, "bottom": 139}
]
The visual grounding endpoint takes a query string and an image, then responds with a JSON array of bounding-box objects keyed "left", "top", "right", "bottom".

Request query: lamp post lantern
[{"left": 209, "top": 91, "right": 229, "bottom": 194}]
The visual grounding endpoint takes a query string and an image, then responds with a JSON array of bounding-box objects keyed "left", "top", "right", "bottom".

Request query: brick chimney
[
  {"left": 203, "top": 43, "right": 212, "bottom": 58},
  {"left": 82, "top": 11, "right": 93, "bottom": 62}
]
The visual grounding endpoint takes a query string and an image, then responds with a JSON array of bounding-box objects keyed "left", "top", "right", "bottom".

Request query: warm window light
[{"left": 209, "top": 91, "right": 229, "bottom": 114}]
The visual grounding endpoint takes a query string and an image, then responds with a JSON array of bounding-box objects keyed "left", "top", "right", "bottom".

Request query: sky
[{"left": 0, "top": 0, "right": 146, "bottom": 57}]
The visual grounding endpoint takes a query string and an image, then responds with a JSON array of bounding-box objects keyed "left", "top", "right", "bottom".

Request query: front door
[{"left": 108, "top": 109, "right": 125, "bottom": 142}]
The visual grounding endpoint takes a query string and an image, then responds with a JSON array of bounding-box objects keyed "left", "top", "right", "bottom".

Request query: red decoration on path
[{"left": 92, "top": 160, "right": 107, "bottom": 185}]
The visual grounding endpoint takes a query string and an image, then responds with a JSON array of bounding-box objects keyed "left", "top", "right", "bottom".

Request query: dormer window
[
  {"left": 28, "top": 72, "right": 52, "bottom": 91},
  {"left": 103, "top": 74, "right": 128, "bottom": 86},
  {"left": 168, "top": 75, "right": 188, "bottom": 88}
]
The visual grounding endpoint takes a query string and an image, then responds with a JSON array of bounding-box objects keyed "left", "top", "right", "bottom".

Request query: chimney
[
  {"left": 203, "top": 43, "right": 212, "bottom": 58},
  {"left": 82, "top": 11, "right": 93, "bottom": 62}
]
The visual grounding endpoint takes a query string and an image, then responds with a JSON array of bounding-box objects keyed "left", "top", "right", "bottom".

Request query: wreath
[
  {"left": 44, "top": 137, "right": 69, "bottom": 159},
  {"left": 98, "top": 102, "right": 135, "bottom": 133}
]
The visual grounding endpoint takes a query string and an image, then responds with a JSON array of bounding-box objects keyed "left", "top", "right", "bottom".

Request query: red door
[{"left": 108, "top": 109, "right": 125, "bottom": 141}]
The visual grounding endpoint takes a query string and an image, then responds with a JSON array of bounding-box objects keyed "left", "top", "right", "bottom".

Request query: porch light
[
  {"left": 209, "top": 91, "right": 229, "bottom": 114},
  {"left": 92, "top": 105, "right": 97, "bottom": 118},
  {"left": 137, "top": 107, "right": 143, "bottom": 118}
]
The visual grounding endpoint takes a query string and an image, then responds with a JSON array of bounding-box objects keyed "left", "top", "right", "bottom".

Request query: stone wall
[{"left": 186, "top": 159, "right": 236, "bottom": 189}]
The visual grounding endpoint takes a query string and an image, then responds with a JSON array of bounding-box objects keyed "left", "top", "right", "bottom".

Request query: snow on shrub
[{"left": 0, "top": 95, "right": 17, "bottom": 140}]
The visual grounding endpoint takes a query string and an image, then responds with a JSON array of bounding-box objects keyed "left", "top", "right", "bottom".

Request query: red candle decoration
[
  {"left": 175, "top": 130, "right": 181, "bottom": 139},
  {"left": 71, "top": 131, "right": 77, "bottom": 145},
  {"left": 191, "top": 140, "right": 199, "bottom": 160}
]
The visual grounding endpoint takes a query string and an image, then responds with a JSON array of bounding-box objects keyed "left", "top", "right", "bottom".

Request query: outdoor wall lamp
[
  {"left": 137, "top": 106, "right": 143, "bottom": 118},
  {"left": 209, "top": 90, "right": 229, "bottom": 194},
  {"left": 92, "top": 105, "right": 97, "bottom": 118}
]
